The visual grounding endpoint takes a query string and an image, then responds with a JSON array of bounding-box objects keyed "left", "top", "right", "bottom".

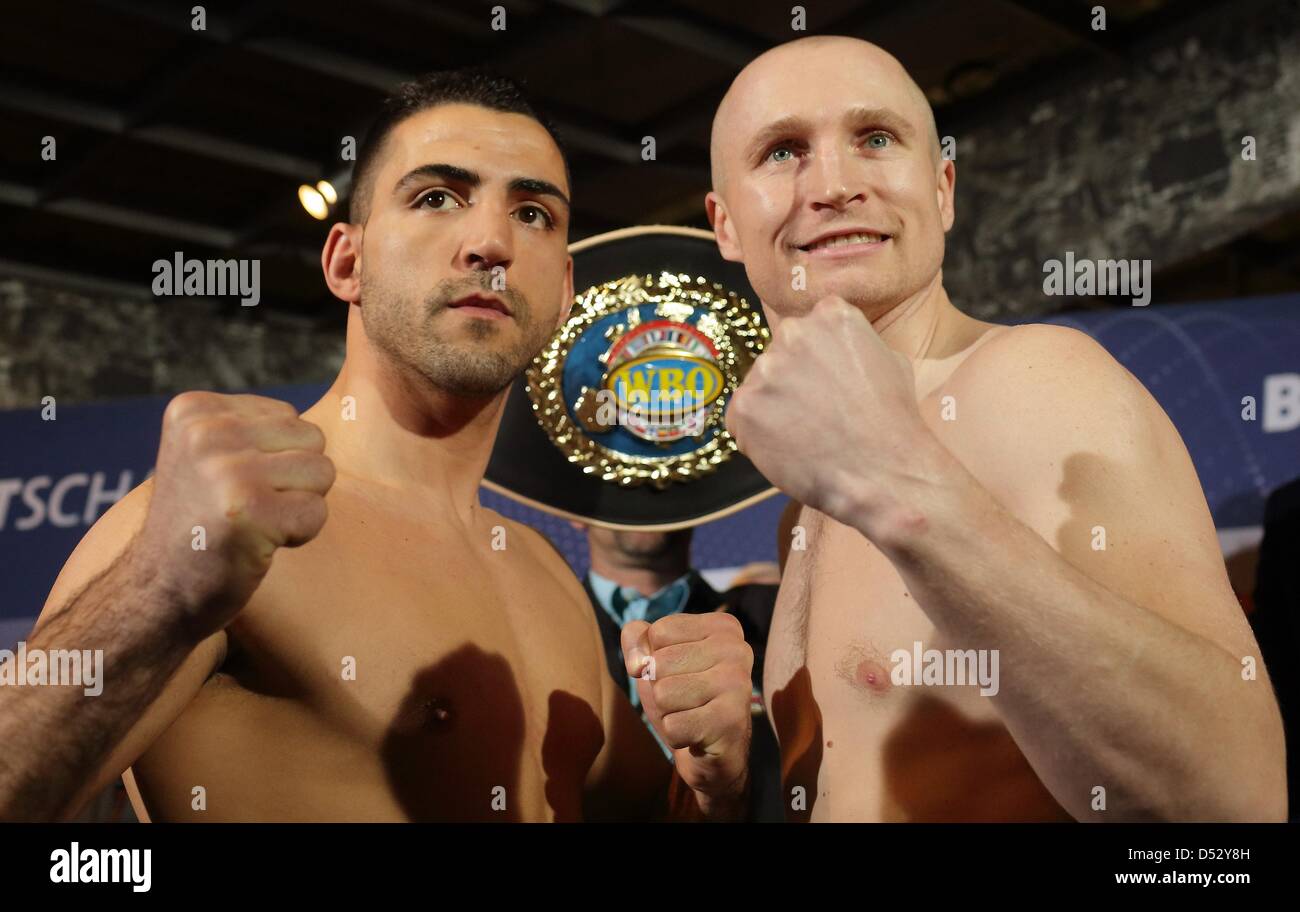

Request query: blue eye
[
  {"left": 769, "top": 147, "right": 794, "bottom": 163},
  {"left": 866, "top": 133, "right": 892, "bottom": 149}
]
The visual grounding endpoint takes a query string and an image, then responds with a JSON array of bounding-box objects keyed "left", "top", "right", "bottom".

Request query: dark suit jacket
[{"left": 583, "top": 571, "right": 785, "bottom": 822}]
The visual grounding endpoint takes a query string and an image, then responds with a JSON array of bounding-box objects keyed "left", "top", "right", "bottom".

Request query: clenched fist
[
  {"left": 134, "top": 392, "right": 335, "bottom": 640},
  {"left": 725, "top": 296, "right": 931, "bottom": 528},
  {"left": 621, "top": 612, "right": 753, "bottom": 810}
]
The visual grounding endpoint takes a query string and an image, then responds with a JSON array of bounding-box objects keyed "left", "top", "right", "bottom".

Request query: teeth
[{"left": 807, "top": 232, "right": 883, "bottom": 250}]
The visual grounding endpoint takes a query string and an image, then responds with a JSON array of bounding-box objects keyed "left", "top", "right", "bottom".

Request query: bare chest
[
  {"left": 137, "top": 505, "right": 605, "bottom": 821},
  {"left": 767, "top": 511, "right": 981, "bottom": 712},
  {"left": 241, "top": 514, "right": 600, "bottom": 721}
]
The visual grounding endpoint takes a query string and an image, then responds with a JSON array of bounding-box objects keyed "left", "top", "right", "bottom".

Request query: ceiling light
[{"left": 298, "top": 184, "right": 328, "bottom": 220}]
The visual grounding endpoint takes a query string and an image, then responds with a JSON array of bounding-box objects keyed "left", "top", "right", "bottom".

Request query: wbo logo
[{"left": 604, "top": 320, "right": 724, "bottom": 443}]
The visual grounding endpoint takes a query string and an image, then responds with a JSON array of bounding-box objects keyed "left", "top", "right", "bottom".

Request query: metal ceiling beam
[
  {"left": 0, "top": 177, "right": 234, "bottom": 247},
  {"left": 613, "top": 14, "right": 761, "bottom": 69},
  {"left": 92, "top": 0, "right": 242, "bottom": 43},
  {"left": 133, "top": 124, "right": 325, "bottom": 178},
  {"left": 550, "top": 0, "right": 632, "bottom": 14},
  {"left": 0, "top": 258, "right": 155, "bottom": 301},
  {"left": 34, "top": 0, "right": 286, "bottom": 207},
  {"left": 241, "top": 37, "right": 406, "bottom": 93},
  {"left": 0, "top": 182, "right": 39, "bottom": 208},
  {"left": 0, "top": 178, "right": 334, "bottom": 262},
  {"left": 365, "top": 0, "right": 489, "bottom": 36},
  {"left": 555, "top": 0, "right": 762, "bottom": 68},
  {"left": 240, "top": 36, "right": 652, "bottom": 166},
  {"left": 93, "top": 0, "right": 646, "bottom": 168},
  {"left": 0, "top": 81, "right": 325, "bottom": 178},
  {"left": 46, "top": 198, "right": 234, "bottom": 248}
]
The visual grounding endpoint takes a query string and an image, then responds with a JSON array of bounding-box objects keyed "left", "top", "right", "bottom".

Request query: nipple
[
  {"left": 421, "top": 697, "right": 453, "bottom": 729},
  {"left": 855, "top": 660, "right": 891, "bottom": 693}
]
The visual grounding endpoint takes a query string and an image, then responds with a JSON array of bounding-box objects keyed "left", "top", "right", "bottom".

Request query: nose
[
  {"left": 806, "top": 144, "right": 867, "bottom": 212},
  {"left": 457, "top": 201, "right": 514, "bottom": 276}
]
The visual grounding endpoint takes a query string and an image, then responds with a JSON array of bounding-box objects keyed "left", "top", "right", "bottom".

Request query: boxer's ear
[
  {"left": 936, "top": 159, "right": 956, "bottom": 233},
  {"left": 322, "top": 222, "right": 362, "bottom": 304},
  {"left": 556, "top": 255, "right": 575, "bottom": 331},
  {"left": 705, "top": 191, "right": 743, "bottom": 262}
]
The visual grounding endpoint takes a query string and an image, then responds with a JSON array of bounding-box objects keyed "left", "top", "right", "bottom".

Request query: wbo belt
[{"left": 484, "top": 226, "right": 779, "bottom": 530}]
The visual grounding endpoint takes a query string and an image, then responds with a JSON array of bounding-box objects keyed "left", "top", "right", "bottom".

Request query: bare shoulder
[
  {"left": 934, "top": 320, "right": 1209, "bottom": 542},
  {"left": 958, "top": 321, "right": 1129, "bottom": 387},
  {"left": 948, "top": 321, "right": 1164, "bottom": 448}
]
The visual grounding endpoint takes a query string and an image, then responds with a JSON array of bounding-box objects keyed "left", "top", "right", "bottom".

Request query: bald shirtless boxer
[
  {"left": 13, "top": 71, "right": 752, "bottom": 822},
  {"left": 708, "top": 36, "right": 1286, "bottom": 821}
]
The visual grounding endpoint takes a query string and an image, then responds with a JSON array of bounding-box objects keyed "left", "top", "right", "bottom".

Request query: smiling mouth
[{"left": 796, "top": 231, "right": 891, "bottom": 252}]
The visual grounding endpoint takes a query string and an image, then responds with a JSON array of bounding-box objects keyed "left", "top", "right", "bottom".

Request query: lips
[
  {"left": 448, "top": 293, "right": 511, "bottom": 317},
  {"left": 795, "top": 229, "right": 892, "bottom": 252}
]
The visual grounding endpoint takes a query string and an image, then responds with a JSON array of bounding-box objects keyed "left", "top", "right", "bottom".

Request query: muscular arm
[
  {"left": 0, "top": 392, "right": 331, "bottom": 821},
  {"left": 852, "top": 326, "right": 1285, "bottom": 821},
  {"left": 0, "top": 485, "right": 224, "bottom": 821}
]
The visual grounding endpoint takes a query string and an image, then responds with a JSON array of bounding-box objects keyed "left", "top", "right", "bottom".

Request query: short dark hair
[{"left": 347, "top": 69, "right": 569, "bottom": 224}]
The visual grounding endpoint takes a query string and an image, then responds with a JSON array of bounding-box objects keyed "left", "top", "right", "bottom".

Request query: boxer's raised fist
[
  {"left": 621, "top": 612, "right": 753, "bottom": 811},
  {"left": 725, "top": 295, "right": 926, "bottom": 526},
  {"left": 135, "top": 392, "right": 335, "bottom": 639}
]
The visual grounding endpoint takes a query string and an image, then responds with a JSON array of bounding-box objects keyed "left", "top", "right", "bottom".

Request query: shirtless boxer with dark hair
[
  {"left": 707, "top": 36, "right": 1285, "bottom": 821},
  {"left": 5, "top": 70, "right": 753, "bottom": 822}
]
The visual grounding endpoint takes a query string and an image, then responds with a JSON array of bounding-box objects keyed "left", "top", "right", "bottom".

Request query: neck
[
  {"left": 589, "top": 554, "right": 689, "bottom": 597},
  {"left": 868, "top": 271, "right": 951, "bottom": 361},
  {"left": 768, "top": 271, "right": 957, "bottom": 362},
  {"left": 766, "top": 272, "right": 976, "bottom": 401},
  {"left": 303, "top": 311, "right": 507, "bottom": 522}
]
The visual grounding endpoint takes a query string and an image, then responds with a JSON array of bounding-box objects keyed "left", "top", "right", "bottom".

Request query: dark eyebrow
[
  {"left": 393, "top": 164, "right": 569, "bottom": 210},
  {"left": 509, "top": 177, "right": 570, "bottom": 210},
  {"left": 393, "top": 163, "right": 480, "bottom": 196}
]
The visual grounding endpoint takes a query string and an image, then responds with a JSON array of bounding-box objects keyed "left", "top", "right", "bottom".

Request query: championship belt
[{"left": 483, "top": 226, "right": 777, "bottom": 530}]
